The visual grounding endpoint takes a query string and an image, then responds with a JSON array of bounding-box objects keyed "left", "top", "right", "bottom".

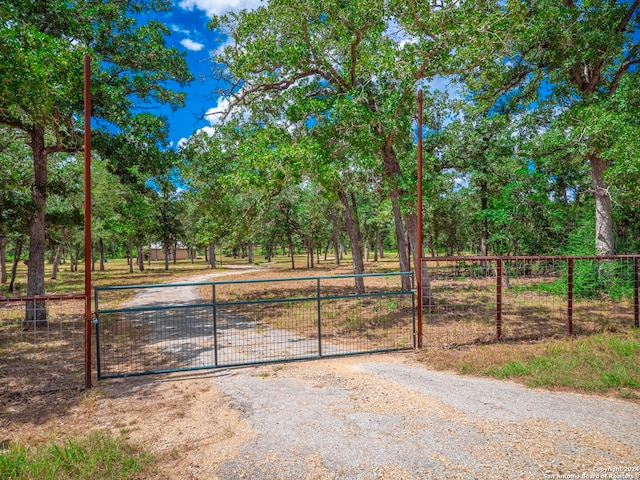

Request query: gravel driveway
[{"left": 207, "top": 355, "right": 639, "bottom": 479}]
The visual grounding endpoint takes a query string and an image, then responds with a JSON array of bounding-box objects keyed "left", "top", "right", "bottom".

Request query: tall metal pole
[
  {"left": 84, "top": 55, "right": 92, "bottom": 389},
  {"left": 416, "top": 90, "right": 423, "bottom": 349}
]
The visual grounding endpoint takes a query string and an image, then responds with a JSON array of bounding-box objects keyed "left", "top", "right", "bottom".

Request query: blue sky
[{"left": 145, "top": 0, "right": 263, "bottom": 148}]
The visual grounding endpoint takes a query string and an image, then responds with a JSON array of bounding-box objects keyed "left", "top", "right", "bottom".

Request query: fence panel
[
  {"left": 0, "top": 295, "right": 86, "bottom": 395},
  {"left": 96, "top": 273, "right": 415, "bottom": 378},
  {"left": 422, "top": 256, "right": 639, "bottom": 347}
]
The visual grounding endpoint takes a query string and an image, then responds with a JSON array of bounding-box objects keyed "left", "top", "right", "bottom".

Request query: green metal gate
[{"left": 95, "top": 272, "right": 415, "bottom": 379}]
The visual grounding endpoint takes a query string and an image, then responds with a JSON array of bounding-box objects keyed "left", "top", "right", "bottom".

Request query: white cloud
[
  {"left": 178, "top": 0, "right": 263, "bottom": 17},
  {"left": 180, "top": 38, "right": 205, "bottom": 51},
  {"left": 199, "top": 126, "right": 217, "bottom": 136},
  {"left": 204, "top": 96, "right": 232, "bottom": 126},
  {"left": 171, "top": 24, "right": 191, "bottom": 35},
  {"left": 177, "top": 137, "right": 189, "bottom": 149}
]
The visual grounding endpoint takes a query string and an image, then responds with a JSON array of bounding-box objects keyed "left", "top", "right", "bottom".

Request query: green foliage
[
  {"left": 0, "top": 432, "right": 153, "bottom": 480},
  {"left": 512, "top": 259, "right": 634, "bottom": 301}
]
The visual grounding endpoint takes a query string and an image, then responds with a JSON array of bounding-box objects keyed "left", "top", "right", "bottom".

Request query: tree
[
  {"left": 460, "top": 0, "right": 640, "bottom": 255},
  {"left": 208, "top": 0, "right": 467, "bottom": 288},
  {"left": 0, "top": 0, "right": 190, "bottom": 323},
  {"left": 0, "top": 127, "right": 33, "bottom": 286}
]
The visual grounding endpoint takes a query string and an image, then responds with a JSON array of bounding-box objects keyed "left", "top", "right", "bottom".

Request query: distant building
[{"left": 147, "top": 243, "right": 190, "bottom": 261}]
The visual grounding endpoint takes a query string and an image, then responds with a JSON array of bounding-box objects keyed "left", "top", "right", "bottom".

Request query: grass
[
  {"left": 0, "top": 432, "right": 153, "bottom": 480},
  {"left": 419, "top": 328, "right": 640, "bottom": 400}
]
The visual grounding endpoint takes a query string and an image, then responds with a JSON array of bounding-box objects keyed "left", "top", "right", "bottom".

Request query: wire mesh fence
[
  {"left": 422, "top": 256, "right": 640, "bottom": 347},
  {"left": 95, "top": 272, "right": 415, "bottom": 378},
  {"left": 0, "top": 295, "right": 87, "bottom": 395}
]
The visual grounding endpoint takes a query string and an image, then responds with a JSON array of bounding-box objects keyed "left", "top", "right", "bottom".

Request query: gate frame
[{"left": 94, "top": 272, "right": 416, "bottom": 379}]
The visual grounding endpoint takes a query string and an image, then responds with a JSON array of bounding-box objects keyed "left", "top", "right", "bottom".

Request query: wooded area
[{"left": 2, "top": 0, "right": 640, "bottom": 299}]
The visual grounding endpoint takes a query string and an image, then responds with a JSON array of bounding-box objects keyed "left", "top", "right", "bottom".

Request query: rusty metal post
[
  {"left": 84, "top": 55, "right": 92, "bottom": 389},
  {"left": 567, "top": 258, "right": 574, "bottom": 335},
  {"left": 634, "top": 257, "right": 639, "bottom": 328},
  {"left": 416, "top": 90, "right": 423, "bottom": 349},
  {"left": 496, "top": 259, "right": 502, "bottom": 340}
]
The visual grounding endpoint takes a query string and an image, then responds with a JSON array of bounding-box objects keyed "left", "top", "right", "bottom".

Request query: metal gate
[{"left": 95, "top": 272, "right": 415, "bottom": 379}]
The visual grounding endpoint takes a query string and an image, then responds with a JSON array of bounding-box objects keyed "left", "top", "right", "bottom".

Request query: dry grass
[
  {"left": 423, "top": 275, "right": 636, "bottom": 348},
  {"left": 1, "top": 298, "right": 86, "bottom": 395}
]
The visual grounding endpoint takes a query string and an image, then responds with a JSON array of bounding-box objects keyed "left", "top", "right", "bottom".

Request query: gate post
[
  {"left": 496, "top": 259, "right": 502, "bottom": 340},
  {"left": 317, "top": 278, "right": 322, "bottom": 357},
  {"left": 212, "top": 284, "right": 218, "bottom": 367},
  {"left": 94, "top": 289, "right": 101, "bottom": 380},
  {"left": 567, "top": 258, "right": 574, "bottom": 335},
  {"left": 634, "top": 257, "right": 639, "bottom": 329}
]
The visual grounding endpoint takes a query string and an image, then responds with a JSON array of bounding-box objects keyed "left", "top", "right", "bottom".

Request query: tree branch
[
  {"left": 609, "top": 43, "right": 640, "bottom": 94},
  {"left": 617, "top": 0, "right": 640, "bottom": 33}
]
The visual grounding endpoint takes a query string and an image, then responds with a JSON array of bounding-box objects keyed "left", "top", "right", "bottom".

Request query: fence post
[
  {"left": 94, "top": 289, "right": 101, "bottom": 380},
  {"left": 212, "top": 284, "right": 218, "bottom": 367},
  {"left": 496, "top": 259, "right": 502, "bottom": 340},
  {"left": 317, "top": 277, "right": 322, "bottom": 357},
  {"left": 567, "top": 258, "right": 574, "bottom": 335},
  {"left": 634, "top": 257, "right": 639, "bottom": 329},
  {"left": 412, "top": 285, "right": 417, "bottom": 349}
]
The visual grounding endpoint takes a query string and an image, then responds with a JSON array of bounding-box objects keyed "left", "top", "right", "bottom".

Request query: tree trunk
[
  {"left": 383, "top": 145, "right": 412, "bottom": 291},
  {"left": 164, "top": 243, "right": 169, "bottom": 270},
  {"left": 128, "top": 238, "right": 134, "bottom": 273},
  {"left": 266, "top": 231, "right": 276, "bottom": 262},
  {"left": 209, "top": 240, "right": 216, "bottom": 269},
  {"left": 389, "top": 184, "right": 411, "bottom": 290},
  {"left": 91, "top": 243, "right": 96, "bottom": 272},
  {"left": 589, "top": 154, "right": 614, "bottom": 255},
  {"left": 73, "top": 246, "right": 80, "bottom": 272},
  {"left": 289, "top": 235, "right": 295, "bottom": 269},
  {"left": 137, "top": 245, "right": 145, "bottom": 271},
  {"left": 0, "top": 234, "right": 7, "bottom": 284},
  {"left": 248, "top": 240, "right": 254, "bottom": 264},
  {"left": 405, "top": 211, "right": 433, "bottom": 305},
  {"left": 173, "top": 241, "right": 178, "bottom": 264},
  {"left": 338, "top": 186, "right": 365, "bottom": 294},
  {"left": 374, "top": 229, "right": 379, "bottom": 262},
  {"left": 50, "top": 243, "right": 63, "bottom": 280},
  {"left": 480, "top": 180, "right": 489, "bottom": 276},
  {"left": 330, "top": 212, "right": 341, "bottom": 266},
  {"left": 99, "top": 237, "right": 105, "bottom": 271},
  {"left": 26, "top": 127, "right": 47, "bottom": 326},
  {"left": 8, "top": 237, "right": 23, "bottom": 293}
]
